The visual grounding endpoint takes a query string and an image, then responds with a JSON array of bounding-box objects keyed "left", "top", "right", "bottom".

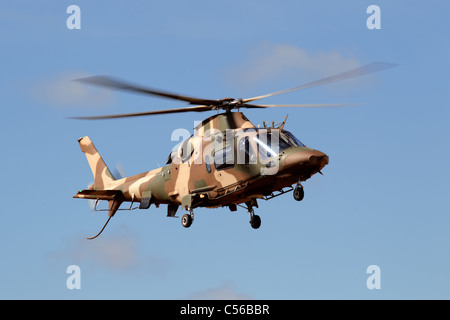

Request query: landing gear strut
[
  {"left": 181, "top": 208, "right": 194, "bottom": 228},
  {"left": 293, "top": 184, "right": 304, "bottom": 201}
]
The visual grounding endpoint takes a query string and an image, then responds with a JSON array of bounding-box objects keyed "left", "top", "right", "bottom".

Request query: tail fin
[{"left": 78, "top": 136, "right": 115, "bottom": 189}]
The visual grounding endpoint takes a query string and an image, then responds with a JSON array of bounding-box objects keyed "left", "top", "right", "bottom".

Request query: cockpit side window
[
  {"left": 166, "top": 153, "right": 172, "bottom": 164},
  {"left": 179, "top": 139, "right": 194, "bottom": 162},
  {"left": 237, "top": 136, "right": 256, "bottom": 165},
  {"left": 205, "top": 155, "right": 212, "bottom": 173},
  {"left": 213, "top": 143, "right": 234, "bottom": 170}
]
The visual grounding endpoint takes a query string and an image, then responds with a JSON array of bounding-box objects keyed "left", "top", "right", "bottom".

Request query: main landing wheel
[
  {"left": 181, "top": 213, "right": 193, "bottom": 228},
  {"left": 293, "top": 185, "right": 304, "bottom": 201},
  {"left": 250, "top": 214, "right": 261, "bottom": 229}
]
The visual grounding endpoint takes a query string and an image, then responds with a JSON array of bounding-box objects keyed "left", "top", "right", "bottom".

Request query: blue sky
[{"left": 1, "top": 0, "right": 449, "bottom": 299}]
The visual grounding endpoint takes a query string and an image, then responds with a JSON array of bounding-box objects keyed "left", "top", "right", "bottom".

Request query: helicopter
[{"left": 72, "top": 62, "right": 395, "bottom": 239}]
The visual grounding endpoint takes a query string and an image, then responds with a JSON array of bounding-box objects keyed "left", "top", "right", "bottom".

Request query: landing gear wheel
[
  {"left": 250, "top": 214, "right": 261, "bottom": 229},
  {"left": 293, "top": 185, "right": 304, "bottom": 201},
  {"left": 181, "top": 213, "right": 193, "bottom": 228}
]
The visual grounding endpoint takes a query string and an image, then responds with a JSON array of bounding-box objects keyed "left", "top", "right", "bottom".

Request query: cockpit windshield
[
  {"left": 281, "top": 130, "right": 306, "bottom": 147},
  {"left": 254, "top": 131, "right": 291, "bottom": 160}
]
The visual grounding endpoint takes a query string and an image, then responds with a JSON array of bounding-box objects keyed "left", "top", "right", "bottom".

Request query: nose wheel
[
  {"left": 293, "top": 184, "right": 304, "bottom": 201},
  {"left": 181, "top": 209, "right": 194, "bottom": 228}
]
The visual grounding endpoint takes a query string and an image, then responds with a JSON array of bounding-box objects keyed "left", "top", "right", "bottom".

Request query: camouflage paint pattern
[{"left": 74, "top": 112, "right": 328, "bottom": 215}]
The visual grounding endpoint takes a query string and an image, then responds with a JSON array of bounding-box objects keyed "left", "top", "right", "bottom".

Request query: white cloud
[
  {"left": 187, "top": 282, "right": 252, "bottom": 300},
  {"left": 50, "top": 225, "right": 170, "bottom": 276},
  {"left": 225, "top": 42, "right": 360, "bottom": 92},
  {"left": 32, "top": 71, "right": 115, "bottom": 108}
]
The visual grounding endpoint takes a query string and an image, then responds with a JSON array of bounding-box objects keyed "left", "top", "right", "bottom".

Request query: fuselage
[{"left": 103, "top": 112, "right": 329, "bottom": 210}]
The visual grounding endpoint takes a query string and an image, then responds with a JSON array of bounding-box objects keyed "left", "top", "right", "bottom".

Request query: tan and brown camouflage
[{"left": 73, "top": 112, "right": 328, "bottom": 237}]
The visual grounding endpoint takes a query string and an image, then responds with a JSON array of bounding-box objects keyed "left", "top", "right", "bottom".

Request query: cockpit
[
  {"left": 240, "top": 129, "right": 305, "bottom": 161},
  {"left": 226, "top": 128, "right": 307, "bottom": 169},
  {"left": 166, "top": 128, "right": 306, "bottom": 168},
  {"left": 253, "top": 130, "right": 305, "bottom": 159}
]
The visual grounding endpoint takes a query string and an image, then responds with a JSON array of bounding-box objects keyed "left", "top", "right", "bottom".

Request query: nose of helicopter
[{"left": 282, "top": 149, "right": 329, "bottom": 171}]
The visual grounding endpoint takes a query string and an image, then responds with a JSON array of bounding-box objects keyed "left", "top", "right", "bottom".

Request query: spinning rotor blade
[
  {"left": 243, "top": 103, "right": 356, "bottom": 109},
  {"left": 76, "top": 76, "right": 219, "bottom": 106},
  {"left": 243, "top": 62, "right": 397, "bottom": 103},
  {"left": 71, "top": 61, "right": 395, "bottom": 120},
  {"left": 70, "top": 105, "right": 212, "bottom": 120}
]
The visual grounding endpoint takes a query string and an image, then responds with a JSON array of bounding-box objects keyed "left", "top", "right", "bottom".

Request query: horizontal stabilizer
[{"left": 73, "top": 189, "right": 123, "bottom": 201}]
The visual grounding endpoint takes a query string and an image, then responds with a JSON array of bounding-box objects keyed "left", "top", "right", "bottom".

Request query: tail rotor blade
[
  {"left": 87, "top": 183, "right": 96, "bottom": 213},
  {"left": 112, "top": 162, "right": 126, "bottom": 180}
]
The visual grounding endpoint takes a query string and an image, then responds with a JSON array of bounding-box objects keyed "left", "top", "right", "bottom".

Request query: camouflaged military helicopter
[{"left": 72, "top": 62, "right": 395, "bottom": 239}]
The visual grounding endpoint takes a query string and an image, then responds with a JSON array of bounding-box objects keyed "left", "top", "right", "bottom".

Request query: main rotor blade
[
  {"left": 243, "top": 62, "right": 397, "bottom": 103},
  {"left": 69, "top": 105, "right": 213, "bottom": 120},
  {"left": 243, "top": 103, "right": 356, "bottom": 109},
  {"left": 75, "top": 76, "right": 218, "bottom": 106}
]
